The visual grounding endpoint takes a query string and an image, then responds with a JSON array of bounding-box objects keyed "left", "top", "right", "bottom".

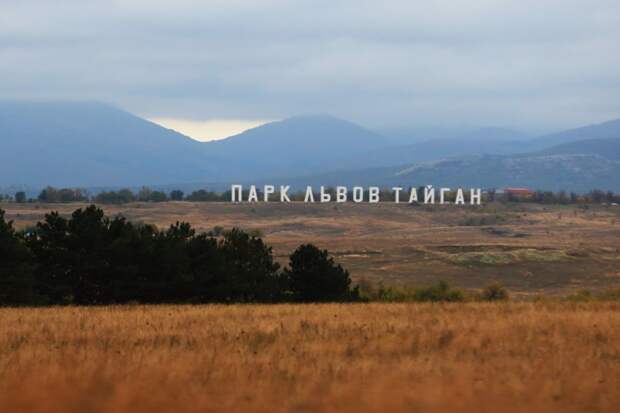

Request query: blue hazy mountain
[
  {"left": 1, "top": 100, "right": 619, "bottom": 191},
  {"left": 380, "top": 126, "right": 531, "bottom": 145},
  {"left": 354, "top": 135, "right": 528, "bottom": 168},
  {"left": 536, "top": 137, "right": 620, "bottom": 160},
  {"left": 278, "top": 137, "right": 620, "bottom": 192},
  {"left": 349, "top": 120, "right": 620, "bottom": 171},
  {"left": 204, "top": 115, "right": 391, "bottom": 177},
  {"left": 0, "top": 101, "right": 227, "bottom": 187},
  {"left": 0, "top": 104, "right": 391, "bottom": 188},
  {"left": 530, "top": 118, "right": 620, "bottom": 149}
]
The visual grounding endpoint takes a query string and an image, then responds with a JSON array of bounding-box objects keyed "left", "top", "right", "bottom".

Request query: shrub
[
  {"left": 210, "top": 226, "right": 225, "bottom": 236},
  {"left": 599, "top": 288, "right": 620, "bottom": 301},
  {"left": 413, "top": 280, "right": 465, "bottom": 302},
  {"left": 563, "top": 290, "right": 593, "bottom": 302},
  {"left": 248, "top": 228, "right": 264, "bottom": 238},
  {"left": 458, "top": 214, "right": 507, "bottom": 226},
  {"left": 480, "top": 282, "right": 509, "bottom": 301}
]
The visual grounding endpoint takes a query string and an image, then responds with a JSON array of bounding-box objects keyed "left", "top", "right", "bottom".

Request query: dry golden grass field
[
  {"left": 1, "top": 202, "right": 619, "bottom": 411},
  {"left": 1, "top": 303, "right": 619, "bottom": 412},
  {"left": 3, "top": 201, "right": 620, "bottom": 296}
]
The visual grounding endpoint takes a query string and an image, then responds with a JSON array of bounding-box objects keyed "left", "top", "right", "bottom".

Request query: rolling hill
[
  {"left": 0, "top": 101, "right": 226, "bottom": 187},
  {"left": 1, "top": 100, "right": 619, "bottom": 192},
  {"left": 370, "top": 120, "right": 620, "bottom": 168},
  {"left": 537, "top": 137, "right": 620, "bottom": 160},
  {"left": 203, "top": 115, "right": 390, "bottom": 177},
  {"left": 379, "top": 126, "right": 530, "bottom": 145},
  {"left": 530, "top": 118, "right": 620, "bottom": 149},
  {"left": 276, "top": 137, "right": 620, "bottom": 192},
  {"left": 0, "top": 104, "right": 392, "bottom": 187}
]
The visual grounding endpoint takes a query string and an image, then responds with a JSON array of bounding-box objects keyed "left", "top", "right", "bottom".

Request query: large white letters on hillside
[
  {"left": 470, "top": 188, "right": 482, "bottom": 205},
  {"left": 320, "top": 186, "right": 331, "bottom": 203},
  {"left": 368, "top": 187, "right": 380, "bottom": 203},
  {"left": 230, "top": 185, "right": 484, "bottom": 205},
  {"left": 392, "top": 187, "right": 403, "bottom": 203},
  {"left": 336, "top": 186, "right": 347, "bottom": 203},
  {"left": 280, "top": 185, "right": 291, "bottom": 202},
  {"left": 353, "top": 187, "right": 364, "bottom": 203},
  {"left": 264, "top": 185, "right": 275, "bottom": 202},
  {"left": 248, "top": 185, "right": 258, "bottom": 202}
]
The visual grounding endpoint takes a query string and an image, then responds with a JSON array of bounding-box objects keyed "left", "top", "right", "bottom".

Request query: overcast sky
[{"left": 1, "top": 0, "right": 619, "bottom": 139}]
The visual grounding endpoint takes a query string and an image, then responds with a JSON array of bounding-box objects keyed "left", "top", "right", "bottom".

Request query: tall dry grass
[{"left": 0, "top": 303, "right": 619, "bottom": 412}]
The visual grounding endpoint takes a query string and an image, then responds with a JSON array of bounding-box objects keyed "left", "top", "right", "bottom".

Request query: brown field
[
  {"left": 3, "top": 201, "right": 620, "bottom": 296},
  {"left": 1, "top": 303, "right": 619, "bottom": 412},
  {"left": 2, "top": 202, "right": 619, "bottom": 411}
]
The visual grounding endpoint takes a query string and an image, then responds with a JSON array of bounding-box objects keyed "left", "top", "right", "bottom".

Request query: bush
[
  {"left": 357, "top": 280, "right": 468, "bottom": 303},
  {"left": 563, "top": 290, "right": 593, "bottom": 302},
  {"left": 412, "top": 280, "right": 465, "bottom": 302},
  {"left": 376, "top": 283, "right": 413, "bottom": 302},
  {"left": 480, "top": 282, "right": 509, "bottom": 301},
  {"left": 458, "top": 214, "right": 507, "bottom": 226},
  {"left": 600, "top": 288, "right": 620, "bottom": 301}
]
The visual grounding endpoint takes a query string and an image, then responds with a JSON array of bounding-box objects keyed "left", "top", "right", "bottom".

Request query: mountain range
[{"left": 1, "top": 101, "right": 620, "bottom": 193}]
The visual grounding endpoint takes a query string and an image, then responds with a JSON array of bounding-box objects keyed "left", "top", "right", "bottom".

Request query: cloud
[{"left": 1, "top": 0, "right": 619, "bottom": 131}]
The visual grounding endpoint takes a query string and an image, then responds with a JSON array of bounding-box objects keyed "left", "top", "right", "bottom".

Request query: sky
[{"left": 1, "top": 0, "right": 619, "bottom": 140}]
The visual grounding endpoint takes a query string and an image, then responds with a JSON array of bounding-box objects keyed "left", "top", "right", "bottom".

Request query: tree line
[
  {"left": 2, "top": 186, "right": 620, "bottom": 205},
  {"left": 0, "top": 206, "right": 359, "bottom": 306},
  {"left": 499, "top": 189, "right": 620, "bottom": 205}
]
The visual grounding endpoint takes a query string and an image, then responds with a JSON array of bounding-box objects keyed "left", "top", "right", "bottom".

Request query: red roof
[{"left": 504, "top": 188, "right": 534, "bottom": 194}]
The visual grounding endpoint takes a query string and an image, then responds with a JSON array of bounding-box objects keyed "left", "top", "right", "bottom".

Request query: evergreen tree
[
  {"left": 217, "top": 229, "right": 282, "bottom": 302},
  {"left": 285, "top": 244, "right": 358, "bottom": 302},
  {"left": 0, "top": 209, "right": 36, "bottom": 305},
  {"left": 14, "top": 191, "right": 27, "bottom": 203},
  {"left": 170, "top": 190, "right": 184, "bottom": 201}
]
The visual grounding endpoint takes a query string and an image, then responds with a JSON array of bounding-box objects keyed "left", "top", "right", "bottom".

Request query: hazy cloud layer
[{"left": 1, "top": 0, "right": 619, "bottom": 131}]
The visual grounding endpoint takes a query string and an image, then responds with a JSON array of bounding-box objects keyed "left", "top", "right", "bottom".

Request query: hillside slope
[
  {"left": 273, "top": 137, "right": 620, "bottom": 192},
  {"left": 0, "top": 101, "right": 226, "bottom": 187},
  {"left": 203, "top": 115, "right": 390, "bottom": 177},
  {"left": 530, "top": 118, "right": 620, "bottom": 149}
]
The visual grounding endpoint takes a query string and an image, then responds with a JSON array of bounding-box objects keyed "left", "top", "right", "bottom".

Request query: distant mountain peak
[
  {"left": 0, "top": 100, "right": 221, "bottom": 187},
  {"left": 2, "top": 101, "right": 619, "bottom": 192},
  {"left": 532, "top": 117, "right": 620, "bottom": 148}
]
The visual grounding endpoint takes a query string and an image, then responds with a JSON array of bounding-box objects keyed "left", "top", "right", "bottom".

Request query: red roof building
[
  {"left": 503, "top": 188, "right": 534, "bottom": 198},
  {"left": 504, "top": 188, "right": 534, "bottom": 196}
]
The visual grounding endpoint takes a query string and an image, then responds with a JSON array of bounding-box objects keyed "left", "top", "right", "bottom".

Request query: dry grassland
[
  {"left": 3, "top": 201, "right": 620, "bottom": 295},
  {"left": 1, "top": 303, "right": 619, "bottom": 412}
]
